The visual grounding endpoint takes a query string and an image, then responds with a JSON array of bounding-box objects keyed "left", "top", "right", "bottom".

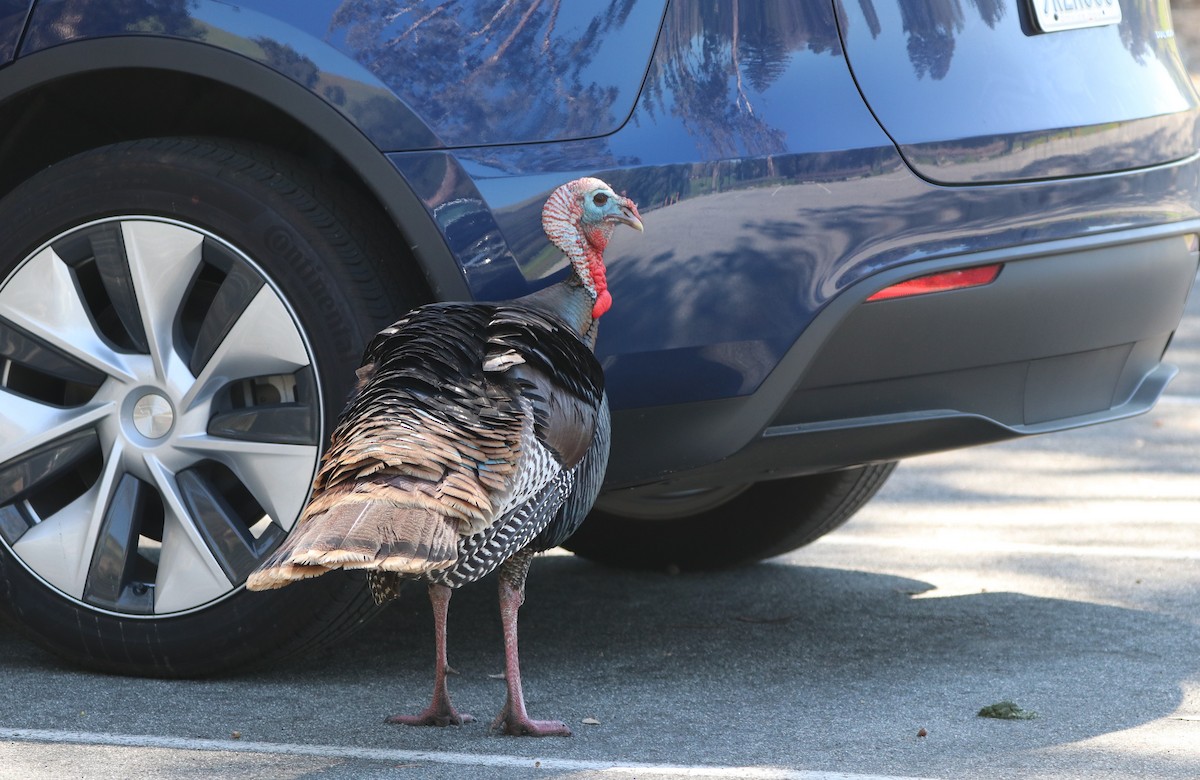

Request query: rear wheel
[
  {"left": 0, "top": 138, "right": 417, "bottom": 676},
  {"left": 565, "top": 464, "right": 897, "bottom": 571}
]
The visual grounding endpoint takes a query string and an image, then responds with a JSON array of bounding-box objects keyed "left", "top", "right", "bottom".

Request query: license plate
[{"left": 1029, "top": 0, "right": 1122, "bottom": 32}]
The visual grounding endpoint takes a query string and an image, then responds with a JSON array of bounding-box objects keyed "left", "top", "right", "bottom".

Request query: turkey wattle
[{"left": 247, "top": 177, "right": 642, "bottom": 737}]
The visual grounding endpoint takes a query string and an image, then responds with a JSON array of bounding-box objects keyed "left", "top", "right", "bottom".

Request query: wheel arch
[
  {"left": 0, "top": 137, "right": 413, "bottom": 675},
  {"left": 0, "top": 36, "right": 470, "bottom": 301}
]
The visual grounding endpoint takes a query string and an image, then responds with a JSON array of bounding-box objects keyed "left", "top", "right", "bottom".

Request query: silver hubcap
[
  {"left": 132, "top": 392, "right": 174, "bottom": 439},
  {"left": 0, "top": 218, "right": 322, "bottom": 616}
]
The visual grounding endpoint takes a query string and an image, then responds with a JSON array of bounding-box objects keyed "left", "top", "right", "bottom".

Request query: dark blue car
[{"left": 0, "top": 0, "right": 1195, "bottom": 675}]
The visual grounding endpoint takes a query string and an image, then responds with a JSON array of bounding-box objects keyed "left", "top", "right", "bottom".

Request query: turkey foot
[
  {"left": 386, "top": 702, "right": 474, "bottom": 728},
  {"left": 489, "top": 554, "right": 571, "bottom": 737},
  {"left": 490, "top": 703, "right": 571, "bottom": 737},
  {"left": 387, "top": 584, "right": 472, "bottom": 728}
]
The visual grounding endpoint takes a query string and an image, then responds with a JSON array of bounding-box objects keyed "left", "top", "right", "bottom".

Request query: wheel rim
[{"left": 0, "top": 218, "right": 322, "bottom": 617}]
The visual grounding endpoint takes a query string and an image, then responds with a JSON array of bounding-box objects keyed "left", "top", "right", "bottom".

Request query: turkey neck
[{"left": 514, "top": 275, "right": 600, "bottom": 350}]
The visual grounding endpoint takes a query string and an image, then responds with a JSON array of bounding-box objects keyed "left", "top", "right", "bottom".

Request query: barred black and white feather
[{"left": 247, "top": 299, "right": 608, "bottom": 601}]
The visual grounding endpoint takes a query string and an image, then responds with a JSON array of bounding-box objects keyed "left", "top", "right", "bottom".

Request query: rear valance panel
[{"left": 837, "top": 0, "right": 1200, "bottom": 183}]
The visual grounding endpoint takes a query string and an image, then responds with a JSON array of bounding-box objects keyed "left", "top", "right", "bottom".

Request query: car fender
[{"left": 0, "top": 36, "right": 472, "bottom": 300}]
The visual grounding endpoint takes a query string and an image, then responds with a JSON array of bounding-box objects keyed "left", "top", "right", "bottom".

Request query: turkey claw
[
  {"left": 490, "top": 713, "right": 572, "bottom": 737},
  {"left": 386, "top": 709, "right": 474, "bottom": 727}
]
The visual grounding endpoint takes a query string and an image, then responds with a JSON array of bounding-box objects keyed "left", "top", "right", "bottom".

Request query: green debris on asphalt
[{"left": 978, "top": 701, "right": 1038, "bottom": 720}]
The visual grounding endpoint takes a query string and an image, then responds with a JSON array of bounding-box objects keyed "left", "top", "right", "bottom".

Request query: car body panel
[
  {"left": 599, "top": 218, "right": 1199, "bottom": 488},
  {"left": 19, "top": 0, "right": 441, "bottom": 150},
  {"left": 390, "top": 1, "right": 905, "bottom": 412},
  {"left": 837, "top": 0, "right": 1200, "bottom": 182},
  {"left": 314, "top": 0, "right": 668, "bottom": 147},
  {"left": 392, "top": 2, "right": 1200, "bottom": 419},
  {"left": 0, "top": 0, "right": 30, "bottom": 62},
  {"left": 20, "top": 0, "right": 666, "bottom": 150}
]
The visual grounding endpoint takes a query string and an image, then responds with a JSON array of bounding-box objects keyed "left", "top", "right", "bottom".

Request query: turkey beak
[{"left": 615, "top": 198, "right": 644, "bottom": 232}]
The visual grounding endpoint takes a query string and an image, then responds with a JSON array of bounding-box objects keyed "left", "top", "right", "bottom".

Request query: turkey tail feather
[{"left": 246, "top": 500, "right": 459, "bottom": 591}]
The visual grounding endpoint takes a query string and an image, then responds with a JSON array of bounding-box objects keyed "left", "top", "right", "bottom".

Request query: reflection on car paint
[{"left": 18, "top": 0, "right": 1200, "bottom": 410}]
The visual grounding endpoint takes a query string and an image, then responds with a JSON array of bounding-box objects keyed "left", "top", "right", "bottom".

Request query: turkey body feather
[{"left": 248, "top": 300, "right": 608, "bottom": 593}]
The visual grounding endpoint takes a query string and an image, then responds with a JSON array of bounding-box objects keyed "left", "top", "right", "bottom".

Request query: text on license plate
[{"left": 1030, "top": 0, "right": 1122, "bottom": 32}]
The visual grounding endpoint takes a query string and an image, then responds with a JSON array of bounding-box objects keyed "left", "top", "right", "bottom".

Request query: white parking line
[
  {"left": 1, "top": 727, "right": 939, "bottom": 780},
  {"left": 818, "top": 536, "right": 1200, "bottom": 561}
]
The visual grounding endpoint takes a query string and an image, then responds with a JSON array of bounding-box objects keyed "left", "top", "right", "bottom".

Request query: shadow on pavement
[{"left": 3, "top": 553, "right": 1191, "bottom": 778}]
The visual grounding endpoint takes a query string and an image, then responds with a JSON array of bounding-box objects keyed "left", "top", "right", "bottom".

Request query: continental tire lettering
[
  {"left": 264, "top": 225, "right": 352, "bottom": 353},
  {"left": 265, "top": 225, "right": 303, "bottom": 263}
]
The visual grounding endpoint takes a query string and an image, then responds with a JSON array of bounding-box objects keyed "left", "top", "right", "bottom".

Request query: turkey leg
[
  {"left": 491, "top": 549, "right": 571, "bottom": 737},
  {"left": 386, "top": 583, "right": 474, "bottom": 727}
]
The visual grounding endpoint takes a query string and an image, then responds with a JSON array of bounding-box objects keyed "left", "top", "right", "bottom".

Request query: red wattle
[
  {"left": 592, "top": 289, "right": 612, "bottom": 319},
  {"left": 586, "top": 251, "right": 610, "bottom": 318}
]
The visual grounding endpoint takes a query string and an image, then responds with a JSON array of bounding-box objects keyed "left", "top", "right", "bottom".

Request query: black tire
[
  {"left": 0, "top": 138, "right": 419, "bottom": 677},
  {"left": 564, "top": 463, "right": 898, "bottom": 571}
]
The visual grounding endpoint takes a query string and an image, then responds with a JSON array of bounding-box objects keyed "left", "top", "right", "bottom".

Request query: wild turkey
[{"left": 247, "top": 177, "right": 642, "bottom": 737}]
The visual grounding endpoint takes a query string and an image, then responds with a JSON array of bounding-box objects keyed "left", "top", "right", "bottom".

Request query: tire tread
[{"left": 0, "top": 136, "right": 425, "bottom": 677}]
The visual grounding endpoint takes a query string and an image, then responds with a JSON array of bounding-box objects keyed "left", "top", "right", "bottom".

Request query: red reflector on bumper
[{"left": 867, "top": 264, "right": 1003, "bottom": 302}]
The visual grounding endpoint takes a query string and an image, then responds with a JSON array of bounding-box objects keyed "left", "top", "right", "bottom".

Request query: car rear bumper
[{"left": 605, "top": 222, "right": 1199, "bottom": 490}]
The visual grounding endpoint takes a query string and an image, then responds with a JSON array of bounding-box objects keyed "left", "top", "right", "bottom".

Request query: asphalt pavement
[{"left": 1, "top": 282, "right": 1198, "bottom": 779}]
